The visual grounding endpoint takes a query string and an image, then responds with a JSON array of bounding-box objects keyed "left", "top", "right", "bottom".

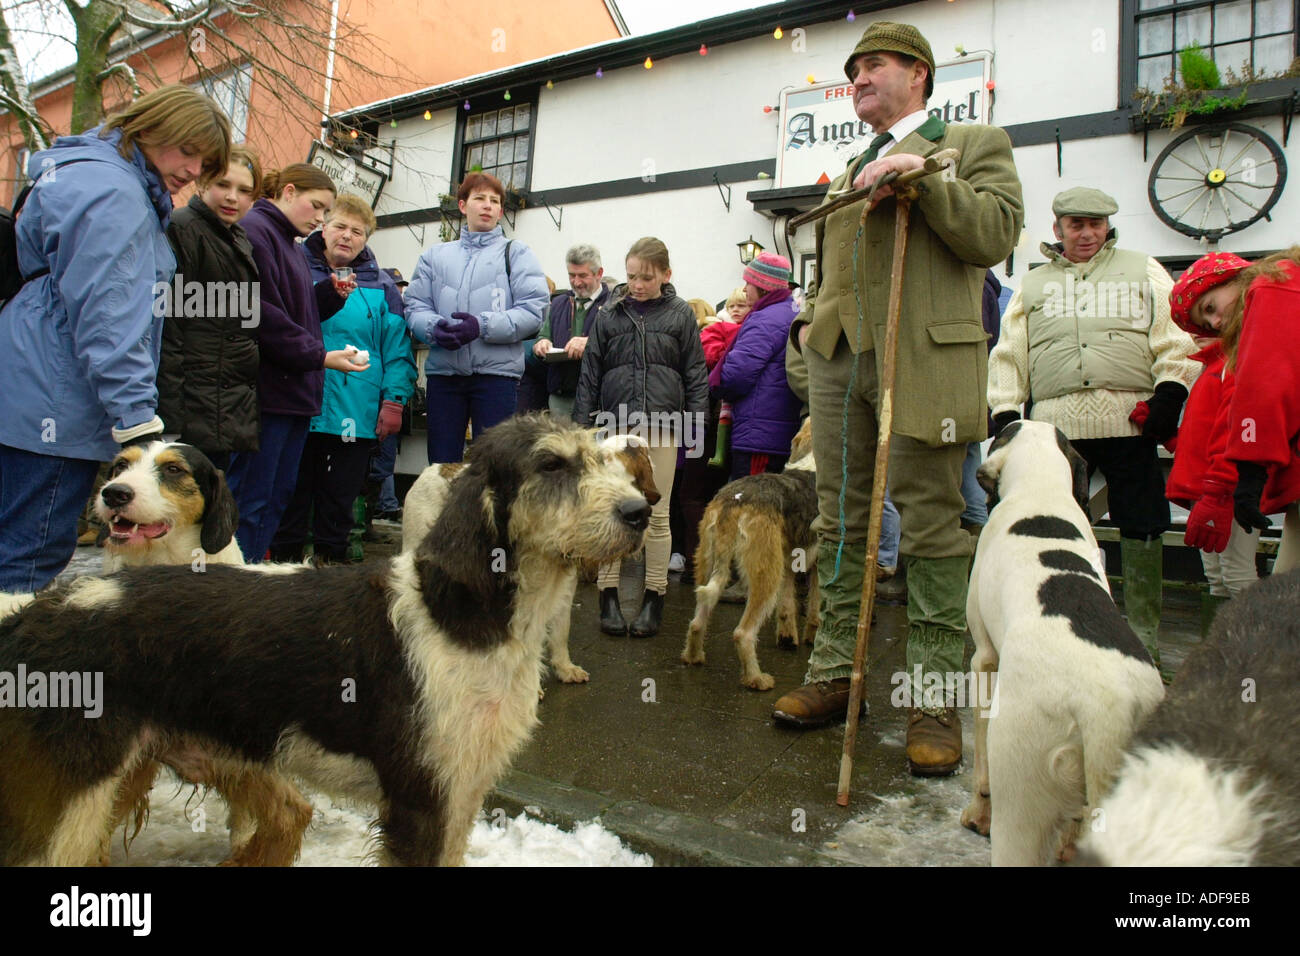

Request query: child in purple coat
[{"left": 716, "top": 253, "right": 802, "bottom": 479}]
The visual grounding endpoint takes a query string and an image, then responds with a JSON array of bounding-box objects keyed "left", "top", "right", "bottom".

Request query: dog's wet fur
[
  {"left": 0, "top": 415, "right": 650, "bottom": 866},
  {"left": 1079, "top": 569, "right": 1300, "bottom": 866}
]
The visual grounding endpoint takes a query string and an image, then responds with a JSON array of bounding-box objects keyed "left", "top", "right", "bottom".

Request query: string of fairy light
[{"left": 358, "top": 8, "right": 974, "bottom": 134}]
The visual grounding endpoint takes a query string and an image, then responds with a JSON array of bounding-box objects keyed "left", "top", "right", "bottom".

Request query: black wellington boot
[
  {"left": 599, "top": 587, "right": 628, "bottom": 636},
  {"left": 629, "top": 590, "right": 665, "bottom": 638}
]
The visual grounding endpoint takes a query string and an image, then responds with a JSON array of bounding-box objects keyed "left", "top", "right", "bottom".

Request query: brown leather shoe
[
  {"left": 772, "top": 678, "right": 868, "bottom": 729},
  {"left": 906, "top": 707, "right": 962, "bottom": 776}
]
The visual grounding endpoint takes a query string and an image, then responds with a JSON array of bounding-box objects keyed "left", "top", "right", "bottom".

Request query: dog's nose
[
  {"left": 618, "top": 497, "right": 650, "bottom": 531},
  {"left": 101, "top": 484, "right": 134, "bottom": 509}
]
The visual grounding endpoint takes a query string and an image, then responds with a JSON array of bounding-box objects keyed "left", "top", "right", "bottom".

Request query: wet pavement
[{"left": 57, "top": 530, "right": 1207, "bottom": 867}]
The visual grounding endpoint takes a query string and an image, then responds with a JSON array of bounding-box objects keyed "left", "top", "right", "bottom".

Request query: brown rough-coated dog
[{"left": 682, "top": 420, "right": 817, "bottom": 690}]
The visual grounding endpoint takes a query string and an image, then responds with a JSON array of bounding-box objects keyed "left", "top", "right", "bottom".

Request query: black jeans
[
  {"left": 271, "top": 432, "right": 376, "bottom": 560},
  {"left": 1070, "top": 435, "right": 1170, "bottom": 540}
]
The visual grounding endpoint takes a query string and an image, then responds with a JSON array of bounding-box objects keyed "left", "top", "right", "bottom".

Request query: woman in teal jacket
[{"left": 270, "top": 195, "right": 415, "bottom": 563}]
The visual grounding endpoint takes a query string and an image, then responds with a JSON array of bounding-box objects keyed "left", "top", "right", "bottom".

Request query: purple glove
[{"left": 433, "top": 312, "right": 480, "bottom": 350}]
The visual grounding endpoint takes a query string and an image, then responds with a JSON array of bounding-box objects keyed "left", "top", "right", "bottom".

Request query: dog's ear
[
  {"left": 200, "top": 466, "right": 241, "bottom": 555},
  {"left": 176, "top": 445, "right": 239, "bottom": 555},
  {"left": 1055, "top": 428, "right": 1092, "bottom": 517},
  {"left": 976, "top": 459, "right": 1001, "bottom": 513},
  {"left": 421, "top": 425, "right": 523, "bottom": 600}
]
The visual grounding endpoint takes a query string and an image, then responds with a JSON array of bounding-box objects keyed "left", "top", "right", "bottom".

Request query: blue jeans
[
  {"left": 226, "top": 413, "right": 310, "bottom": 563},
  {"left": 879, "top": 490, "right": 900, "bottom": 570},
  {"left": 369, "top": 435, "right": 401, "bottom": 513},
  {"left": 0, "top": 444, "right": 100, "bottom": 592},
  {"left": 960, "top": 441, "right": 988, "bottom": 527},
  {"left": 425, "top": 373, "right": 518, "bottom": 464}
]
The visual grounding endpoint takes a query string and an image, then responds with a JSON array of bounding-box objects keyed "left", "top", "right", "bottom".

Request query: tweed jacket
[{"left": 795, "top": 116, "right": 1023, "bottom": 445}]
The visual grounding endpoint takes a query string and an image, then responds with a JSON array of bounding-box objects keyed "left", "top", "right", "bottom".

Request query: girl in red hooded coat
[{"left": 1170, "top": 248, "right": 1300, "bottom": 589}]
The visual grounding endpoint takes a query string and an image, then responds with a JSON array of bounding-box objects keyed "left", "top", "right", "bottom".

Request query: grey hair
[{"left": 565, "top": 244, "right": 602, "bottom": 271}]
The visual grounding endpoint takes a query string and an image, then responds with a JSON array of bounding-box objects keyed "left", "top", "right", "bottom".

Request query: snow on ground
[
  {"left": 109, "top": 780, "right": 652, "bottom": 867},
  {"left": 819, "top": 716, "right": 991, "bottom": 867}
]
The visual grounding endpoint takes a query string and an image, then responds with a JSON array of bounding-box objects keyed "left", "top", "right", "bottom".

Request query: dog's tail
[{"left": 693, "top": 505, "right": 735, "bottom": 603}]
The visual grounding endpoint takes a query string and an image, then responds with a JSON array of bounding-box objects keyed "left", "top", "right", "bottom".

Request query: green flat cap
[
  {"left": 1052, "top": 187, "right": 1119, "bottom": 218},
  {"left": 843, "top": 21, "right": 936, "bottom": 88}
]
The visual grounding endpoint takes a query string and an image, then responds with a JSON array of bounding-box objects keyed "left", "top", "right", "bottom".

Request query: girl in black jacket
[
  {"left": 158, "top": 144, "right": 263, "bottom": 469},
  {"left": 573, "top": 237, "right": 708, "bottom": 637}
]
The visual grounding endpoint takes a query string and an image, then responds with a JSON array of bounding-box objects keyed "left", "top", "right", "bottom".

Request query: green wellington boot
[
  {"left": 1120, "top": 537, "right": 1163, "bottom": 667},
  {"left": 1200, "top": 591, "right": 1232, "bottom": 639}
]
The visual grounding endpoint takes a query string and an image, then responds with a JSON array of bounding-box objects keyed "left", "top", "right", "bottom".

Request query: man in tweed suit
[{"left": 773, "top": 21, "right": 1023, "bottom": 777}]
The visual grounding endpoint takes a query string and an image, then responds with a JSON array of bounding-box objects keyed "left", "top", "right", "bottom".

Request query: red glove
[
  {"left": 1183, "top": 480, "right": 1234, "bottom": 553},
  {"left": 1129, "top": 401, "right": 1177, "bottom": 452},
  {"left": 375, "top": 400, "right": 404, "bottom": 441}
]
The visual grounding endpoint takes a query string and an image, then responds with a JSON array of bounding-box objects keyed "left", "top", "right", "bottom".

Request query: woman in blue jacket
[
  {"left": 404, "top": 172, "right": 549, "bottom": 463},
  {"left": 269, "top": 195, "right": 416, "bottom": 564},
  {"left": 0, "top": 85, "right": 231, "bottom": 592}
]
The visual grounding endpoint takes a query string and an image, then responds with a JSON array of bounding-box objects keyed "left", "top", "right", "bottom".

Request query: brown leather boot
[
  {"left": 906, "top": 707, "right": 962, "bottom": 776},
  {"left": 772, "top": 678, "right": 868, "bottom": 729}
]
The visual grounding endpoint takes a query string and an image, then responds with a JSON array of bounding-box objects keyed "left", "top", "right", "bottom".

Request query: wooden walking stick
[{"left": 828, "top": 148, "right": 960, "bottom": 807}]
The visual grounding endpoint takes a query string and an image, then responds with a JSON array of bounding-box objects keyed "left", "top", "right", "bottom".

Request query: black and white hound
[
  {"left": 962, "top": 420, "right": 1165, "bottom": 865},
  {"left": 0, "top": 415, "right": 650, "bottom": 866},
  {"left": 95, "top": 441, "right": 244, "bottom": 571}
]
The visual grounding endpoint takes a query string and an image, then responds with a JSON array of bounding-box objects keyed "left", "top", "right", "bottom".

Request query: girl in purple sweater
[{"left": 225, "top": 164, "right": 368, "bottom": 562}]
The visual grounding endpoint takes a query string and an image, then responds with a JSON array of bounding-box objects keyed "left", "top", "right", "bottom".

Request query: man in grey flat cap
[{"left": 987, "top": 187, "right": 1199, "bottom": 672}]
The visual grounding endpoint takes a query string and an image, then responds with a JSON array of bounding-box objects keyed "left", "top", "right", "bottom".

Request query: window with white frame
[
  {"left": 1130, "top": 0, "right": 1296, "bottom": 92},
  {"left": 459, "top": 99, "right": 534, "bottom": 192},
  {"left": 193, "top": 64, "right": 253, "bottom": 142}
]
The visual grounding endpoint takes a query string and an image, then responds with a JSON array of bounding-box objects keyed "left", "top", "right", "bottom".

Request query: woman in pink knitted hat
[
  {"left": 714, "top": 252, "right": 802, "bottom": 479},
  {"left": 1171, "top": 248, "right": 1300, "bottom": 589}
]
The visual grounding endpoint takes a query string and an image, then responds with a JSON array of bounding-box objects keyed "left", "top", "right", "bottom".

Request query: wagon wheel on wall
[{"left": 1147, "top": 122, "right": 1287, "bottom": 243}]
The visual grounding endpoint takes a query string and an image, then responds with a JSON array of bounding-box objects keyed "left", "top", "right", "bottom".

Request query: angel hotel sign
[
  {"left": 776, "top": 56, "right": 991, "bottom": 189},
  {"left": 307, "top": 142, "right": 388, "bottom": 208}
]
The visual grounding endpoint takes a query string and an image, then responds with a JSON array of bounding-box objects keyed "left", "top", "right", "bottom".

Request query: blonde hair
[
  {"left": 725, "top": 287, "right": 748, "bottom": 310},
  {"left": 200, "top": 143, "right": 262, "bottom": 194},
  {"left": 687, "top": 298, "right": 716, "bottom": 329},
  {"left": 101, "top": 85, "right": 231, "bottom": 182},
  {"left": 326, "top": 193, "right": 376, "bottom": 235},
  {"left": 1221, "top": 246, "right": 1300, "bottom": 370},
  {"left": 626, "top": 236, "right": 670, "bottom": 273}
]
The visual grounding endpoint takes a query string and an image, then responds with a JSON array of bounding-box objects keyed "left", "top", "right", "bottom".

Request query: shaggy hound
[
  {"left": 962, "top": 421, "right": 1165, "bottom": 865},
  {"left": 1079, "top": 569, "right": 1300, "bottom": 866},
  {"left": 0, "top": 441, "right": 256, "bottom": 864},
  {"left": 402, "top": 434, "right": 659, "bottom": 683},
  {"left": 681, "top": 420, "right": 817, "bottom": 690},
  {"left": 0, "top": 415, "right": 650, "bottom": 866}
]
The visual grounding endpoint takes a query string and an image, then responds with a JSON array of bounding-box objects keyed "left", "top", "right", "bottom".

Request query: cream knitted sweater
[{"left": 988, "top": 254, "right": 1200, "bottom": 440}]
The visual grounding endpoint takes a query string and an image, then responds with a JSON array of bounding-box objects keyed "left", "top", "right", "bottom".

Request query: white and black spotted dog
[
  {"left": 0, "top": 415, "right": 650, "bottom": 866},
  {"left": 962, "top": 420, "right": 1165, "bottom": 866},
  {"left": 1078, "top": 569, "right": 1300, "bottom": 866},
  {"left": 95, "top": 441, "right": 244, "bottom": 571}
]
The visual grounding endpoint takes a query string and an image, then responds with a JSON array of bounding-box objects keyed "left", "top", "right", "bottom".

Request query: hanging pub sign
[
  {"left": 307, "top": 141, "right": 388, "bottom": 208},
  {"left": 776, "top": 55, "right": 991, "bottom": 189}
]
